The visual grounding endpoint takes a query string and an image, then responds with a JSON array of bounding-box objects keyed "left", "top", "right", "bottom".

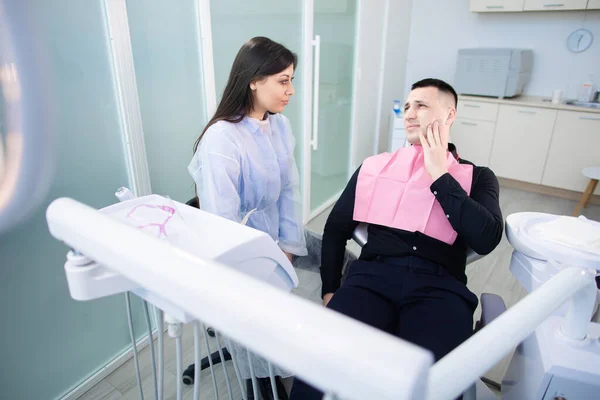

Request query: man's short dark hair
[{"left": 411, "top": 78, "right": 458, "bottom": 108}]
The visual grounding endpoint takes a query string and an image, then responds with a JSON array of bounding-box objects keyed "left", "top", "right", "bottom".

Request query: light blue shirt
[{"left": 188, "top": 113, "right": 307, "bottom": 256}]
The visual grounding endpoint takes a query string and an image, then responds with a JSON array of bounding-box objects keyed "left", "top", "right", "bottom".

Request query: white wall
[
  {"left": 350, "top": 0, "right": 385, "bottom": 170},
  {"left": 376, "top": 0, "right": 413, "bottom": 153},
  {"left": 350, "top": 0, "right": 388, "bottom": 170},
  {"left": 351, "top": 0, "right": 415, "bottom": 168},
  {"left": 404, "top": 1, "right": 600, "bottom": 101}
]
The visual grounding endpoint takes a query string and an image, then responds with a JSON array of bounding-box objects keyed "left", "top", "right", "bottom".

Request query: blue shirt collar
[{"left": 241, "top": 113, "right": 272, "bottom": 134}]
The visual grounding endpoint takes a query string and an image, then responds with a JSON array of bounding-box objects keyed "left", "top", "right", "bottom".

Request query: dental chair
[
  {"left": 182, "top": 195, "right": 507, "bottom": 396},
  {"left": 351, "top": 223, "right": 506, "bottom": 397},
  {"left": 351, "top": 223, "right": 507, "bottom": 335}
]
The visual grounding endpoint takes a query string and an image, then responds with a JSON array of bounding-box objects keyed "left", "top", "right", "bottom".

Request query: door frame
[
  {"left": 303, "top": 0, "right": 362, "bottom": 223},
  {"left": 301, "top": 0, "right": 315, "bottom": 223}
]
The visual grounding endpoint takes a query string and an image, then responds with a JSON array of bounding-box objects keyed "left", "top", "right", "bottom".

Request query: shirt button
[
  {"left": 412, "top": 246, "right": 417, "bottom": 251},
  {"left": 433, "top": 191, "right": 438, "bottom": 195}
]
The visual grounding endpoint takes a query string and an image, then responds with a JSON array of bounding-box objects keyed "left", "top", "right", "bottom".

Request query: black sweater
[{"left": 320, "top": 145, "right": 504, "bottom": 297}]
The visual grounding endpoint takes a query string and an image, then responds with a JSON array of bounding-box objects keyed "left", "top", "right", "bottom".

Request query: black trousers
[{"left": 289, "top": 256, "right": 478, "bottom": 400}]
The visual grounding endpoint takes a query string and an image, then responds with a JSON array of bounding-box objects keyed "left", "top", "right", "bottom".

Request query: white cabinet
[
  {"left": 458, "top": 100, "right": 499, "bottom": 121},
  {"left": 451, "top": 119, "right": 496, "bottom": 167},
  {"left": 523, "top": 0, "right": 589, "bottom": 10},
  {"left": 489, "top": 105, "right": 557, "bottom": 184},
  {"left": 470, "top": 0, "right": 525, "bottom": 12},
  {"left": 471, "top": 0, "right": 596, "bottom": 11},
  {"left": 455, "top": 96, "right": 600, "bottom": 194},
  {"left": 453, "top": 100, "right": 498, "bottom": 166},
  {"left": 588, "top": 0, "right": 600, "bottom": 9},
  {"left": 542, "top": 111, "right": 600, "bottom": 193}
]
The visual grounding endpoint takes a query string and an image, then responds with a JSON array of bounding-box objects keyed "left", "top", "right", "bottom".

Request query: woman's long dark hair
[{"left": 193, "top": 37, "right": 298, "bottom": 153}]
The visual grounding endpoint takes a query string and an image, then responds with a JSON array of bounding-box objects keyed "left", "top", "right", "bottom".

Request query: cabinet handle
[
  {"left": 518, "top": 110, "right": 537, "bottom": 115},
  {"left": 543, "top": 3, "right": 565, "bottom": 7},
  {"left": 460, "top": 121, "right": 478, "bottom": 126},
  {"left": 463, "top": 104, "right": 481, "bottom": 108},
  {"left": 579, "top": 116, "right": 600, "bottom": 121},
  {"left": 486, "top": 5, "right": 504, "bottom": 9}
]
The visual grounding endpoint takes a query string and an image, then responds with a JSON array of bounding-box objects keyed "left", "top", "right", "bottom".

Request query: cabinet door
[
  {"left": 470, "top": 0, "right": 525, "bottom": 12},
  {"left": 451, "top": 119, "right": 496, "bottom": 167},
  {"left": 457, "top": 100, "right": 499, "bottom": 122},
  {"left": 489, "top": 105, "right": 557, "bottom": 184},
  {"left": 524, "top": 0, "right": 588, "bottom": 11},
  {"left": 588, "top": 0, "right": 600, "bottom": 9},
  {"left": 542, "top": 111, "right": 600, "bottom": 193}
]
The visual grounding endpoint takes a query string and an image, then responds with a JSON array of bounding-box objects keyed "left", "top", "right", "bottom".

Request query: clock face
[{"left": 567, "top": 29, "right": 593, "bottom": 53}]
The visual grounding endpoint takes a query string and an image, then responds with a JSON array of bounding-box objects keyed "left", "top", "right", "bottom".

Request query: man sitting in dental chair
[{"left": 290, "top": 78, "right": 504, "bottom": 399}]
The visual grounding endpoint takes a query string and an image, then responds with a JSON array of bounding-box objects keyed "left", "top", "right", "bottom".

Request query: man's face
[{"left": 403, "top": 86, "right": 456, "bottom": 145}]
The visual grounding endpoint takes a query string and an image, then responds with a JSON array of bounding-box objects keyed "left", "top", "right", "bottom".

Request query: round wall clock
[{"left": 567, "top": 28, "right": 593, "bottom": 53}]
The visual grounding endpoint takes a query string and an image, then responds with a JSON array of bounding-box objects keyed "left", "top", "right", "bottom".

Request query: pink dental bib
[{"left": 353, "top": 145, "right": 473, "bottom": 245}]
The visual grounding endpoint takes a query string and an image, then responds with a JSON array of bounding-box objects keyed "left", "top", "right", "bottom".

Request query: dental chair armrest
[
  {"left": 352, "top": 223, "right": 369, "bottom": 248},
  {"left": 480, "top": 293, "right": 507, "bottom": 328},
  {"left": 466, "top": 248, "right": 484, "bottom": 265}
]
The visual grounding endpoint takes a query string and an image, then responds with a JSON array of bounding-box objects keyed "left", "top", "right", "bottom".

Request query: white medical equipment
[
  {"left": 502, "top": 212, "right": 600, "bottom": 399},
  {"left": 46, "top": 195, "right": 434, "bottom": 400},
  {"left": 70, "top": 191, "right": 302, "bottom": 399},
  {"left": 453, "top": 48, "right": 533, "bottom": 99},
  {"left": 66, "top": 193, "right": 298, "bottom": 307}
]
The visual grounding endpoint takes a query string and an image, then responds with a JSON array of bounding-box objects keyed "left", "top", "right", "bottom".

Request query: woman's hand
[
  {"left": 283, "top": 251, "right": 293, "bottom": 263},
  {"left": 322, "top": 293, "right": 334, "bottom": 307}
]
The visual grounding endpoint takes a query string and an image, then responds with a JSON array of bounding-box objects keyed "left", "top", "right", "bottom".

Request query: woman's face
[{"left": 250, "top": 64, "right": 295, "bottom": 115}]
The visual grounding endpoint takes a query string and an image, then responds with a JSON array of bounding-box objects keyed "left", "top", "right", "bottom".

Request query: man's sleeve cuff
[{"left": 429, "top": 172, "right": 460, "bottom": 199}]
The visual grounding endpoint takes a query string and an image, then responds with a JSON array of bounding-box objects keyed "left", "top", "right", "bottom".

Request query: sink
[{"left": 565, "top": 100, "right": 600, "bottom": 109}]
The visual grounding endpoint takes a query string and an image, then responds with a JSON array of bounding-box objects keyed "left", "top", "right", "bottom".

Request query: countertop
[{"left": 459, "top": 95, "right": 600, "bottom": 115}]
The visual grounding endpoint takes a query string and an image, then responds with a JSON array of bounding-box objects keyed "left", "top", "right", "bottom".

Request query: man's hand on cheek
[{"left": 419, "top": 120, "right": 449, "bottom": 181}]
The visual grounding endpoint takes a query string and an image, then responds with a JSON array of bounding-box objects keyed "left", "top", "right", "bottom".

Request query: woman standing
[
  {"left": 187, "top": 36, "right": 307, "bottom": 399},
  {"left": 188, "top": 36, "right": 307, "bottom": 262}
]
